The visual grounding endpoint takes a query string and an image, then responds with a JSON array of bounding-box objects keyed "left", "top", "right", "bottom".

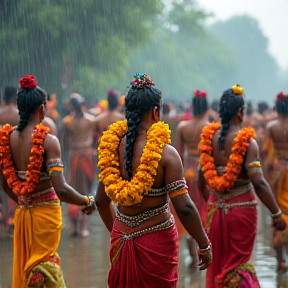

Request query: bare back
[
  {"left": 9, "top": 126, "right": 55, "bottom": 193},
  {"left": 176, "top": 115, "right": 209, "bottom": 161},
  {"left": 95, "top": 110, "right": 124, "bottom": 135},
  {"left": 212, "top": 129, "right": 251, "bottom": 180},
  {"left": 0, "top": 104, "right": 20, "bottom": 126},
  {"left": 63, "top": 112, "right": 97, "bottom": 148},
  {"left": 266, "top": 117, "right": 288, "bottom": 157},
  {"left": 118, "top": 131, "right": 183, "bottom": 216}
]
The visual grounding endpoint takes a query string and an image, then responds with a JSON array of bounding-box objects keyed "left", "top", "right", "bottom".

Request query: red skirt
[{"left": 108, "top": 215, "right": 179, "bottom": 288}]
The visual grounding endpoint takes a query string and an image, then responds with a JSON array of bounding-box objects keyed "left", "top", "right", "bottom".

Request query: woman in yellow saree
[{"left": 0, "top": 75, "right": 95, "bottom": 288}]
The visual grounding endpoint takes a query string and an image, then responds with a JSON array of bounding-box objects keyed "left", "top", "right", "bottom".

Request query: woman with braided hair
[
  {"left": 0, "top": 75, "right": 96, "bottom": 288},
  {"left": 198, "top": 85, "right": 286, "bottom": 287},
  {"left": 96, "top": 73, "right": 212, "bottom": 288},
  {"left": 262, "top": 92, "right": 288, "bottom": 272}
]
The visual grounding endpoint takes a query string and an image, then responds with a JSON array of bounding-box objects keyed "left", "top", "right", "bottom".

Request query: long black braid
[
  {"left": 124, "top": 74, "right": 162, "bottom": 179},
  {"left": 218, "top": 86, "right": 245, "bottom": 151},
  {"left": 275, "top": 92, "right": 288, "bottom": 115},
  {"left": 17, "top": 86, "right": 46, "bottom": 132}
]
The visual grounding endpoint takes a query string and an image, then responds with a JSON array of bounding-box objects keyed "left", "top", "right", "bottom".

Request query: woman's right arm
[
  {"left": 246, "top": 138, "right": 286, "bottom": 231},
  {"left": 162, "top": 145, "right": 212, "bottom": 269},
  {"left": 45, "top": 134, "right": 93, "bottom": 207},
  {"left": 0, "top": 171, "right": 18, "bottom": 203}
]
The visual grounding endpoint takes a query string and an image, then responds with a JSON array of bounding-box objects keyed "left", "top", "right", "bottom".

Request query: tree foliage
[
  {"left": 209, "top": 15, "right": 280, "bottom": 103},
  {"left": 0, "top": 0, "right": 162, "bottom": 100}
]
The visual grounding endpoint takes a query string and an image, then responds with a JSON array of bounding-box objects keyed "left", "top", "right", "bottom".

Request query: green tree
[
  {"left": 0, "top": 0, "right": 162, "bottom": 102},
  {"left": 127, "top": 0, "right": 235, "bottom": 103},
  {"left": 209, "top": 15, "right": 280, "bottom": 104}
]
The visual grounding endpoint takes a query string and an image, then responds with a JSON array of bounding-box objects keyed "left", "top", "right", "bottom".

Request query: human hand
[
  {"left": 198, "top": 242, "right": 212, "bottom": 270},
  {"left": 81, "top": 196, "right": 96, "bottom": 215},
  {"left": 272, "top": 215, "right": 286, "bottom": 231}
]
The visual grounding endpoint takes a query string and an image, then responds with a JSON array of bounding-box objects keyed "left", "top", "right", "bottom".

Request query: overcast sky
[{"left": 198, "top": 0, "right": 288, "bottom": 70}]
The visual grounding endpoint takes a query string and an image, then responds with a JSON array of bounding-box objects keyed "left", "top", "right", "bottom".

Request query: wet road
[{"left": 0, "top": 203, "right": 287, "bottom": 288}]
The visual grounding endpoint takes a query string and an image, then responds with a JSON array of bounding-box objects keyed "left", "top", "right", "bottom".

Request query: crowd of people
[{"left": 0, "top": 73, "right": 287, "bottom": 287}]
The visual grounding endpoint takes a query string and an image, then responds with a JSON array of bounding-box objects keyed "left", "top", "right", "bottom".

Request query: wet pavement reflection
[{"left": 0, "top": 203, "right": 287, "bottom": 288}]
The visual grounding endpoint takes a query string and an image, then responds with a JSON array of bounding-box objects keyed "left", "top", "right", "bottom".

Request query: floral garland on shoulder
[
  {"left": 98, "top": 120, "right": 171, "bottom": 206},
  {"left": 0, "top": 123, "right": 50, "bottom": 196},
  {"left": 199, "top": 122, "right": 256, "bottom": 193}
]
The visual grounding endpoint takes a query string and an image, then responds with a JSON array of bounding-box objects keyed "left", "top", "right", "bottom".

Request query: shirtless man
[
  {"left": 0, "top": 86, "right": 19, "bottom": 126},
  {"left": 0, "top": 86, "right": 19, "bottom": 237},
  {"left": 94, "top": 89, "right": 124, "bottom": 137},
  {"left": 162, "top": 103, "right": 180, "bottom": 147},
  {"left": 175, "top": 89, "right": 210, "bottom": 268},
  {"left": 62, "top": 93, "right": 98, "bottom": 237},
  {"left": 263, "top": 92, "right": 288, "bottom": 272}
]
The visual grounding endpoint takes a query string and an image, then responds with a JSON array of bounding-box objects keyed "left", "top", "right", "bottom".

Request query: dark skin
[
  {"left": 198, "top": 109, "right": 286, "bottom": 231},
  {"left": 0, "top": 104, "right": 95, "bottom": 214},
  {"left": 96, "top": 106, "right": 212, "bottom": 270}
]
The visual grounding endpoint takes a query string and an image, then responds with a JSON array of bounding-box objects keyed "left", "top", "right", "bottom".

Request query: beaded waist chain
[
  {"left": 116, "top": 203, "right": 169, "bottom": 228},
  {"left": 18, "top": 188, "right": 60, "bottom": 209},
  {"left": 208, "top": 200, "right": 257, "bottom": 214},
  {"left": 120, "top": 215, "right": 175, "bottom": 240},
  {"left": 211, "top": 181, "right": 253, "bottom": 201}
]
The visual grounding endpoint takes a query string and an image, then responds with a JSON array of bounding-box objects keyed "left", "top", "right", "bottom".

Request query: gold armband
[
  {"left": 169, "top": 188, "right": 188, "bottom": 199},
  {"left": 245, "top": 161, "right": 261, "bottom": 172},
  {"left": 47, "top": 158, "right": 64, "bottom": 176}
]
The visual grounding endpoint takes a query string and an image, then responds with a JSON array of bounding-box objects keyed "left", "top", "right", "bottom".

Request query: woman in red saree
[
  {"left": 96, "top": 73, "right": 212, "bottom": 288},
  {"left": 198, "top": 85, "right": 286, "bottom": 288}
]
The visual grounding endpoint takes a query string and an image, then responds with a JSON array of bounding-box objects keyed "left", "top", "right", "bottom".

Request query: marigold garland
[
  {"left": 199, "top": 122, "right": 256, "bottom": 193},
  {"left": 98, "top": 120, "right": 171, "bottom": 206},
  {"left": 0, "top": 123, "right": 50, "bottom": 196}
]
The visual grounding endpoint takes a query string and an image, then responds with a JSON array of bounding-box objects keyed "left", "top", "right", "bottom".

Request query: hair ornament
[
  {"left": 276, "top": 91, "right": 287, "bottom": 102},
  {"left": 107, "top": 89, "right": 119, "bottom": 96},
  {"left": 20, "top": 75, "right": 37, "bottom": 89},
  {"left": 130, "top": 73, "right": 155, "bottom": 90},
  {"left": 194, "top": 89, "right": 207, "bottom": 98},
  {"left": 232, "top": 84, "right": 244, "bottom": 95}
]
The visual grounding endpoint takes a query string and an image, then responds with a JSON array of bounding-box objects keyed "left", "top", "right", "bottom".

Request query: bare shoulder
[
  {"left": 83, "top": 111, "right": 97, "bottom": 122},
  {"left": 161, "top": 144, "right": 182, "bottom": 164},
  {"left": 246, "top": 137, "right": 259, "bottom": 160},
  {"left": 265, "top": 119, "right": 278, "bottom": 130},
  {"left": 177, "top": 119, "right": 189, "bottom": 130},
  {"left": 44, "top": 133, "right": 60, "bottom": 148}
]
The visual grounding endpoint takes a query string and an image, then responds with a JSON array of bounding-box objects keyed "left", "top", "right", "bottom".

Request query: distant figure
[
  {"left": 175, "top": 89, "right": 210, "bottom": 268},
  {"left": 0, "top": 86, "right": 19, "bottom": 126},
  {"left": 162, "top": 102, "right": 179, "bottom": 146},
  {"left": 262, "top": 92, "right": 288, "bottom": 272},
  {"left": 242, "top": 101, "right": 265, "bottom": 150},
  {"left": 62, "top": 93, "right": 97, "bottom": 237},
  {"left": 94, "top": 89, "right": 124, "bottom": 138},
  {"left": 0, "top": 86, "right": 19, "bottom": 237}
]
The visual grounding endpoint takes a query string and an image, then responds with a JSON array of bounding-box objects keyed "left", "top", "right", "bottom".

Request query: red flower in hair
[
  {"left": 194, "top": 89, "right": 207, "bottom": 98},
  {"left": 20, "top": 75, "right": 37, "bottom": 89},
  {"left": 276, "top": 91, "right": 287, "bottom": 102}
]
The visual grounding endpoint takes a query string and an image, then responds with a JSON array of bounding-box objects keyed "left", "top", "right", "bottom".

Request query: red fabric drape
[
  {"left": 206, "top": 190, "right": 260, "bottom": 288},
  {"left": 108, "top": 219, "right": 179, "bottom": 288}
]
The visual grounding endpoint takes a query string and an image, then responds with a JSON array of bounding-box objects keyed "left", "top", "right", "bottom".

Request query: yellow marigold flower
[
  {"left": 232, "top": 84, "right": 244, "bottom": 95},
  {"left": 97, "top": 120, "right": 171, "bottom": 206}
]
